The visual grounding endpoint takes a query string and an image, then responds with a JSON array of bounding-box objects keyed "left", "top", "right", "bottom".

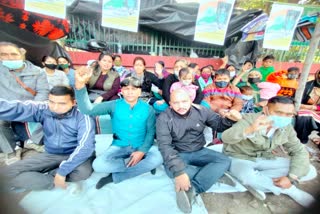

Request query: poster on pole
[
  {"left": 263, "top": 3, "right": 303, "bottom": 50},
  {"left": 194, "top": 0, "right": 235, "bottom": 45},
  {"left": 102, "top": 0, "right": 141, "bottom": 32},
  {"left": 25, "top": 0, "right": 66, "bottom": 19}
]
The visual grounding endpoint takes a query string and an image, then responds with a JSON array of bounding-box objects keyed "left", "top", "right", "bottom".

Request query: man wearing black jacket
[{"left": 156, "top": 89, "right": 241, "bottom": 213}]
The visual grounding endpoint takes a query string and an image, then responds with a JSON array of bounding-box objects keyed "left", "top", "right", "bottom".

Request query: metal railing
[{"left": 66, "top": 15, "right": 319, "bottom": 62}]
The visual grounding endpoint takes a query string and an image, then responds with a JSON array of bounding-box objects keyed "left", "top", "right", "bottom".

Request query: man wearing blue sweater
[
  {"left": 0, "top": 86, "right": 95, "bottom": 191},
  {"left": 75, "top": 68, "right": 163, "bottom": 189}
]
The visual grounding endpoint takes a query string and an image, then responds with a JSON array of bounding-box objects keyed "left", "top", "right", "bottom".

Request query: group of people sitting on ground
[{"left": 0, "top": 41, "right": 318, "bottom": 213}]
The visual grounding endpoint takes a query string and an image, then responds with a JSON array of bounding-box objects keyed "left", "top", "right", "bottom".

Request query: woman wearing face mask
[
  {"left": 295, "top": 69, "right": 320, "bottom": 144},
  {"left": 226, "top": 64, "right": 237, "bottom": 81},
  {"left": 125, "top": 56, "right": 162, "bottom": 105},
  {"left": 232, "top": 60, "right": 254, "bottom": 86},
  {"left": 87, "top": 53, "right": 120, "bottom": 103},
  {"left": 170, "top": 68, "right": 199, "bottom": 102},
  {"left": 57, "top": 56, "right": 75, "bottom": 87},
  {"left": 237, "top": 69, "right": 262, "bottom": 105},
  {"left": 198, "top": 65, "right": 213, "bottom": 91},
  {"left": 42, "top": 56, "right": 69, "bottom": 90}
]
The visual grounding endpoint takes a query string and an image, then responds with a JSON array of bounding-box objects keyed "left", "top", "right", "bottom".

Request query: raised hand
[
  {"left": 225, "top": 109, "right": 242, "bottom": 121},
  {"left": 75, "top": 66, "right": 93, "bottom": 89},
  {"left": 245, "top": 114, "right": 273, "bottom": 135}
]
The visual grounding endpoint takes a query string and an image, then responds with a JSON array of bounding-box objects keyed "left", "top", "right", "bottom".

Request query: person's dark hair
[
  {"left": 178, "top": 68, "right": 191, "bottom": 79},
  {"left": 188, "top": 63, "right": 198, "bottom": 69},
  {"left": 94, "top": 53, "right": 114, "bottom": 72},
  {"left": 287, "top": 67, "right": 300, "bottom": 73},
  {"left": 267, "top": 96, "right": 294, "bottom": 105},
  {"left": 239, "top": 85, "right": 253, "bottom": 93},
  {"left": 262, "top": 55, "right": 275, "bottom": 61},
  {"left": 120, "top": 77, "right": 142, "bottom": 88},
  {"left": 57, "top": 56, "right": 71, "bottom": 64},
  {"left": 98, "top": 52, "right": 114, "bottom": 61},
  {"left": 215, "top": 68, "right": 230, "bottom": 77},
  {"left": 42, "top": 55, "right": 56, "bottom": 63},
  {"left": 157, "top": 60, "right": 165, "bottom": 68},
  {"left": 49, "top": 86, "right": 75, "bottom": 100},
  {"left": 226, "top": 64, "right": 236, "bottom": 70},
  {"left": 243, "top": 60, "right": 253, "bottom": 66},
  {"left": 200, "top": 65, "right": 211, "bottom": 72},
  {"left": 133, "top": 56, "right": 146, "bottom": 66},
  {"left": 113, "top": 55, "right": 121, "bottom": 60},
  {"left": 57, "top": 56, "right": 73, "bottom": 68}
]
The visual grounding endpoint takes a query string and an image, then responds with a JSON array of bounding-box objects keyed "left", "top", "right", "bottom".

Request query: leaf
[
  {"left": 48, "top": 28, "right": 65, "bottom": 40},
  {"left": 32, "top": 19, "right": 54, "bottom": 36},
  {"left": 21, "top": 11, "right": 29, "bottom": 22},
  {"left": 4, "top": 13, "right": 14, "bottom": 23}
]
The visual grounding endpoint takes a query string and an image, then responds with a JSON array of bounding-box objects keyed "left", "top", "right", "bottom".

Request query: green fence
[
  {"left": 66, "top": 15, "right": 224, "bottom": 58},
  {"left": 261, "top": 41, "right": 320, "bottom": 63},
  {"left": 66, "top": 15, "right": 318, "bottom": 62}
]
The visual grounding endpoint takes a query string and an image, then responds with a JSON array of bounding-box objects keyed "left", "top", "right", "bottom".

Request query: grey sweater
[{"left": 0, "top": 61, "right": 49, "bottom": 101}]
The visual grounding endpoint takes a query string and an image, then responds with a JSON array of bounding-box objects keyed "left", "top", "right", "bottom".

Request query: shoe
[
  {"left": 176, "top": 190, "right": 192, "bottom": 213},
  {"left": 245, "top": 185, "right": 266, "bottom": 201},
  {"left": 96, "top": 174, "right": 113, "bottom": 189},
  {"left": 218, "top": 172, "right": 237, "bottom": 187},
  {"left": 150, "top": 168, "right": 156, "bottom": 175},
  {"left": 24, "top": 141, "right": 45, "bottom": 153},
  {"left": 282, "top": 185, "right": 315, "bottom": 207}
]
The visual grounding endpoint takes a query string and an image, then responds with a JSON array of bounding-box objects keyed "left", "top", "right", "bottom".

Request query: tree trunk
[{"left": 294, "top": 21, "right": 320, "bottom": 111}]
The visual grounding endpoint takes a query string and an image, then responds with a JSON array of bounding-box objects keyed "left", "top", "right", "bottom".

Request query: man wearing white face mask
[
  {"left": 0, "top": 42, "right": 49, "bottom": 163},
  {"left": 222, "top": 96, "right": 317, "bottom": 207}
]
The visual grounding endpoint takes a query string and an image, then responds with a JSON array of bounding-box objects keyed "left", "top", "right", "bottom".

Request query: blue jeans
[
  {"left": 92, "top": 145, "right": 163, "bottom": 183},
  {"left": 165, "top": 147, "right": 231, "bottom": 193}
]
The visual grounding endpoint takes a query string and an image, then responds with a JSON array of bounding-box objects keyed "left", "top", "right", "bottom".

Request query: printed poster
[
  {"left": 194, "top": 0, "right": 235, "bottom": 45},
  {"left": 102, "top": 0, "right": 141, "bottom": 32},
  {"left": 25, "top": 0, "right": 66, "bottom": 19},
  {"left": 263, "top": 3, "right": 303, "bottom": 50}
]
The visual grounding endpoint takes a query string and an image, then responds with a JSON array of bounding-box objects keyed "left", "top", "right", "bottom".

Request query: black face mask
[
  {"left": 248, "top": 77, "right": 260, "bottom": 84},
  {"left": 45, "top": 63, "right": 57, "bottom": 70}
]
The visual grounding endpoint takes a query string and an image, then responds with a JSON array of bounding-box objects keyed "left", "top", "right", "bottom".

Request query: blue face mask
[
  {"left": 1, "top": 60, "right": 24, "bottom": 70},
  {"left": 215, "top": 81, "right": 228, "bottom": 88},
  {"left": 242, "top": 95, "right": 253, "bottom": 101},
  {"left": 268, "top": 115, "right": 292, "bottom": 128}
]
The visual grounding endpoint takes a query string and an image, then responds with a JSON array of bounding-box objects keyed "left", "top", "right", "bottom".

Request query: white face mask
[
  {"left": 182, "top": 80, "right": 192, "bottom": 86},
  {"left": 242, "top": 95, "right": 253, "bottom": 101},
  {"left": 230, "top": 71, "right": 236, "bottom": 78}
]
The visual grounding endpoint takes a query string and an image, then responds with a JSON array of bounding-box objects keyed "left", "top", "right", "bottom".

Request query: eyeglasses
[{"left": 120, "top": 77, "right": 142, "bottom": 88}]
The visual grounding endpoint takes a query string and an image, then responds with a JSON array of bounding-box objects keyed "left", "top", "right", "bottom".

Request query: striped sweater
[{"left": 203, "top": 83, "right": 243, "bottom": 113}]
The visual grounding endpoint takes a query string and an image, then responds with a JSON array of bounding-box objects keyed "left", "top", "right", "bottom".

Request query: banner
[
  {"left": 194, "top": 0, "right": 235, "bottom": 45},
  {"left": 25, "top": 0, "right": 66, "bottom": 19},
  {"left": 263, "top": 3, "right": 303, "bottom": 50},
  {"left": 101, "top": 0, "right": 141, "bottom": 32}
]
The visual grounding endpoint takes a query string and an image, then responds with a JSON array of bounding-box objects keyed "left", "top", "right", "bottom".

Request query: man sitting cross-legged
[
  {"left": 0, "top": 86, "right": 95, "bottom": 191},
  {"left": 222, "top": 96, "right": 317, "bottom": 207},
  {"left": 74, "top": 68, "right": 163, "bottom": 189},
  {"left": 157, "top": 88, "right": 242, "bottom": 213}
]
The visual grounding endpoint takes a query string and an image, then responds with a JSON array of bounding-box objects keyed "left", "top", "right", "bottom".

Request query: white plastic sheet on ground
[{"left": 19, "top": 135, "right": 247, "bottom": 214}]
